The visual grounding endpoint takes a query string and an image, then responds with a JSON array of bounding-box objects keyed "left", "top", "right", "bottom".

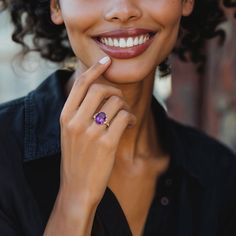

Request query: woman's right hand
[
  {"left": 43, "top": 56, "right": 136, "bottom": 235},
  {"left": 58, "top": 56, "right": 136, "bottom": 214}
]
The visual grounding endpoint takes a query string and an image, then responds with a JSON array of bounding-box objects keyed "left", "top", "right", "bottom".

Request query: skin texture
[
  {"left": 44, "top": 0, "right": 194, "bottom": 235},
  {"left": 51, "top": 0, "right": 193, "bottom": 83}
]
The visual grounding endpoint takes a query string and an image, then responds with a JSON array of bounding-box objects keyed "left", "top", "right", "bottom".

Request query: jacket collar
[
  {"left": 23, "top": 69, "right": 206, "bottom": 187},
  {"left": 24, "top": 69, "right": 72, "bottom": 161}
]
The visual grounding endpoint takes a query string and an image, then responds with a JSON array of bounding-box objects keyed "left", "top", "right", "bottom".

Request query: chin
[{"left": 102, "top": 61, "right": 156, "bottom": 84}]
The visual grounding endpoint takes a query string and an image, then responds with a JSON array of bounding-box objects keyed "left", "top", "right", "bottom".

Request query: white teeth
[
  {"left": 104, "top": 38, "right": 109, "bottom": 45},
  {"left": 119, "top": 38, "right": 126, "bottom": 48},
  {"left": 100, "top": 34, "right": 150, "bottom": 48},
  {"left": 108, "top": 38, "right": 114, "bottom": 46},
  {"left": 134, "top": 37, "right": 139, "bottom": 46},
  {"left": 126, "top": 37, "right": 134, "bottom": 47},
  {"left": 114, "top": 38, "right": 119, "bottom": 47},
  {"left": 138, "top": 35, "right": 144, "bottom": 45}
]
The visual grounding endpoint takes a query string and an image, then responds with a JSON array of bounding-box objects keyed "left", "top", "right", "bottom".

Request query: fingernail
[{"left": 99, "top": 56, "right": 111, "bottom": 65}]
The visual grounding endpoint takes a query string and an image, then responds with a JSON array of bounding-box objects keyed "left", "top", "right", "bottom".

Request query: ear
[
  {"left": 182, "top": 0, "right": 195, "bottom": 17},
  {"left": 50, "top": 0, "right": 64, "bottom": 25}
]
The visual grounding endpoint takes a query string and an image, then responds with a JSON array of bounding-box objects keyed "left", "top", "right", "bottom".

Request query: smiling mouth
[
  {"left": 93, "top": 29, "right": 157, "bottom": 59},
  {"left": 96, "top": 32, "right": 155, "bottom": 48}
]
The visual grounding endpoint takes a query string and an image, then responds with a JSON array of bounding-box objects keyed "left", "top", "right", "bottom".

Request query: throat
[{"left": 115, "top": 104, "right": 164, "bottom": 164}]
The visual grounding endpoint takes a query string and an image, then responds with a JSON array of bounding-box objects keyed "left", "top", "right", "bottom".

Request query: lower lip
[{"left": 94, "top": 35, "right": 156, "bottom": 59}]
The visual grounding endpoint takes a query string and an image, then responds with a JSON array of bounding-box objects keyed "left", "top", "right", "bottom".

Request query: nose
[{"left": 104, "top": 0, "right": 142, "bottom": 23}]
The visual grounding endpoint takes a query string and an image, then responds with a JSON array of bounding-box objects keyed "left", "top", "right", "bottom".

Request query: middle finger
[{"left": 77, "top": 83, "right": 124, "bottom": 119}]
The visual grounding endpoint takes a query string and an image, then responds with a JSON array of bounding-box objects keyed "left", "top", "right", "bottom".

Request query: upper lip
[{"left": 93, "top": 28, "right": 157, "bottom": 38}]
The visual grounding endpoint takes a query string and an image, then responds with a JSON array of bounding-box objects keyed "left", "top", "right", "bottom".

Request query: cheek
[
  {"left": 145, "top": 0, "right": 182, "bottom": 58},
  {"left": 60, "top": 0, "right": 100, "bottom": 38},
  {"left": 60, "top": 0, "right": 104, "bottom": 63},
  {"left": 144, "top": 0, "right": 182, "bottom": 28}
]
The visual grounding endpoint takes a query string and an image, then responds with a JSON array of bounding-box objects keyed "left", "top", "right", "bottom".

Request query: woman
[{"left": 0, "top": 0, "right": 236, "bottom": 235}]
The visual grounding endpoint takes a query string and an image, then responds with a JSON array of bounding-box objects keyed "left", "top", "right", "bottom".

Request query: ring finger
[{"left": 90, "top": 95, "right": 129, "bottom": 131}]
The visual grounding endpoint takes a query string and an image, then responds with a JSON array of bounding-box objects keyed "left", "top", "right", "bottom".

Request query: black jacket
[{"left": 0, "top": 69, "right": 236, "bottom": 236}]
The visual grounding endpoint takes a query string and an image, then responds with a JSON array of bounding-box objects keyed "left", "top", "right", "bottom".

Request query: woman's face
[{"left": 51, "top": 0, "right": 194, "bottom": 83}]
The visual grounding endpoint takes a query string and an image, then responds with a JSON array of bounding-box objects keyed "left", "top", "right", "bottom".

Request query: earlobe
[
  {"left": 50, "top": 0, "right": 64, "bottom": 25},
  {"left": 182, "top": 0, "right": 195, "bottom": 17}
]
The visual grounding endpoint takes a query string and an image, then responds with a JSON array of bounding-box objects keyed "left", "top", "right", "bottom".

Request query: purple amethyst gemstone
[{"left": 95, "top": 112, "right": 107, "bottom": 125}]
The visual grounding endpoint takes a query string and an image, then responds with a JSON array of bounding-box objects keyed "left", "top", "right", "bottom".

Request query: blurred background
[
  {"left": 0, "top": 10, "right": 59, "bottom": 103},
  {"left": 0, "top": 7, "right": 236, "bottom": 152},
  {"left": 168, "top": 6, "right": 236, "bottom": 152}
]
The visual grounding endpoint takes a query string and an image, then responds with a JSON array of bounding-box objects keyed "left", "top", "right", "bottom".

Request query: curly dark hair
[{"left": 0, "top": 0, "right": 236, "bottom": 76}]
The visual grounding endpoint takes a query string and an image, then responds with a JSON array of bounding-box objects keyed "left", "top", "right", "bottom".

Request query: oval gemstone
[{"left": 95, "top": 112, "right": 107, "bottom": 125}]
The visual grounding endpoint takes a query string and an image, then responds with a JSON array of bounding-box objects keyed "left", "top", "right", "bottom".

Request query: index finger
[{"left": 63, "top": 56, "right": 111, "bottom": 114}]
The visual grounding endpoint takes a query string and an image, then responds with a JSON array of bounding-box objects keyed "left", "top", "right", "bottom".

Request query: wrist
[
  {"left": 56, "top": 186, "right": 98, "bottom": 220},
  {"left": 44, "top": 190, "right": 98, "bottom": 236}
]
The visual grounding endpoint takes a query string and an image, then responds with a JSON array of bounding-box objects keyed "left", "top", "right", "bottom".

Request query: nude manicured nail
[{"left": 99, "top": 56, "right": 111, "bottom": 65}]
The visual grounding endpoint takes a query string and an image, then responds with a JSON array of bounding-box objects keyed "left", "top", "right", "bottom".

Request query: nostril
[
  {"left": 111, "top": 15, "right": 137, "bottom": 21},
  {"left": 111, "top": 16, "right": 119, "bottom": 20}
]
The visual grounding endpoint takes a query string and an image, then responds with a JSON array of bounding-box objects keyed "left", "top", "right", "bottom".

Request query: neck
[
  {"left": 113, "top": 72, "right": 160, "bottom": 162},
  {"left": 66, "top": 63, "right": 164, "bottom": 165}
]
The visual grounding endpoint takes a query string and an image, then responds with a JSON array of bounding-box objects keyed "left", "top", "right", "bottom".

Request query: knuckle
[
  {"left": 119, "top": 109, "right": 130, "bottom": 120},
  {"left": 103, "top": 88, "right": 123, "bottom": 100},
  {"left": 60, "top": 112, "right": 70, "bottom": 125},
  {"left": 66, "top": 120, "right": 84, "bottom": 134},
  {"left": 89, "top": 83, "right": 104, "bottom": 95},
  {"left": 119, "top": 109, "right": 130, "bottom": 122},
  {"left": 115, "top": 89, "right": 123, "bottom": 97},
  {"left": 88, "top": 84, "right": 123, "bottom": 100},
  {"left": 74, "top": 74, "right": 87, "bottom": 87},
  {"left": 110, "top": 95, "right": 123, "bottom": 106},
  {"left": 108, "top": 88, "right": 123, "bottom": 97},
  {"left": 85, "top": 127, "right": 99, "bottom": 140},
  {"left": 66, "top": 122, "right": 78, "bottom": 133},
  {"left": 100, "top": 136, "right": 115, "bottom": 149}
]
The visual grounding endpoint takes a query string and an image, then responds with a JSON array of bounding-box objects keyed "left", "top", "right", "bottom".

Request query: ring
[{"left": 93, "top": 112, "right": 110, "bottom": 128}]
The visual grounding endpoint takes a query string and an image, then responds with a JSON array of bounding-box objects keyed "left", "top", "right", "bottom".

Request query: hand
[{"left": 59, "top": 56, "right": 136, "bottom": 212}]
